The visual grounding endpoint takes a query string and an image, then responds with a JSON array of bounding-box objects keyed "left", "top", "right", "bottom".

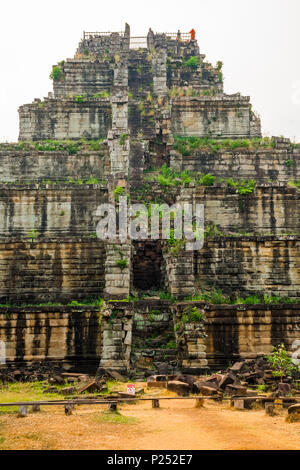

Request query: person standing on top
[{"left": 189, "top": 29, "right": 195, "bottom": 41}]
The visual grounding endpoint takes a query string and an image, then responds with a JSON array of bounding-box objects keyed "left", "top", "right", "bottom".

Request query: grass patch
[
  {"left": 92, "top": 410, "right": 138, "bottom": 425},
  {"left": 0, "top": 381, "right": 64, "bottom": 414}
]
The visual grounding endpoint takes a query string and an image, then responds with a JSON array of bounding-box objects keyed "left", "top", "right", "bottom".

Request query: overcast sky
[{"left": 0, "top": 0, "right": 299, "bottom": 142}]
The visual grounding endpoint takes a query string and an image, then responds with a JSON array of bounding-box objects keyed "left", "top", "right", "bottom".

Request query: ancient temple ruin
[{"left": 0, "top": 24, "right": 299, "bottom": 374}]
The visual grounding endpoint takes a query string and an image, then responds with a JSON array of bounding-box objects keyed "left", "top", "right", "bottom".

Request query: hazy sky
[{"left": 0, "top": 0, "right": 299, "bottom": 141}]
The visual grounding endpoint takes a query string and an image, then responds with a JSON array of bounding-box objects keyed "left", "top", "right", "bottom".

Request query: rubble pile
[{"left": 146, "top": 356, "right": 300, "bottom": 397}]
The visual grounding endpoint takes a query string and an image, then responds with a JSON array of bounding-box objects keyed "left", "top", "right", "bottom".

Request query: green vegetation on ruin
[
  {"left": 168, "top": 86, "right": 219, "bottom": 98},
  {"left": 181, "top": 305, "right": 204, "bottom": 323},
  {"left": 0, "top": 139, "right": 106, "bottom": 155},
  {"left": 288, "top": 180, "right": 300, "bottom": 191},
  {"left": 119, "top": 133, "right": 127, "bottom": 145},
  {"left": 145, "top": 164, "right": 255, "bottom": 193},
  {"left": 0, "top": 289, "right": 299, "bottom": 310},
  {"left": 114, "top": 186, "right": 125, "bottom": 201},
  {"left": 183, "top": 56, "right": 198, "bottom": 70},
  {"left": 167, "top": 228, "right": 186, "bottom": 256},
  {"left": 49, "top": 65, "right": 64, "bottom": 81},
  {"left": 0, "top": 177, "right": 107, "bottom": 187},
  {"left": 266, "top": 344, "right": 298, "bottom": 380},
  {"left": 116, "top": 259, "right": 128, "bottom": 270},
  {"left": 226, "top": 177, "right": 256, "bottom": 194},
  {"left": 173, "top": 136, "right": 277, "bottom": 156},
  {"left": 74, "top": 91, "right": 110, "bottom": 102},
  {"left": 185, "top": 288, "right": 300, "bottom": 305}
]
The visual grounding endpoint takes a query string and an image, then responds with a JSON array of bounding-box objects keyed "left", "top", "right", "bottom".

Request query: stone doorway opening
[{"left": 132, "top": 241, "right": 164, "bottom": 292}]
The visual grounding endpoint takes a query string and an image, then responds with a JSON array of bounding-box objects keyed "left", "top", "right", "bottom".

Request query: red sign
[{"left": 127, "top": 384, "right": 135, "bottom": 395}]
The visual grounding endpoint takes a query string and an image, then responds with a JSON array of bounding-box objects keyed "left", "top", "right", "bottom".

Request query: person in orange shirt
[{"left": 190, "top": 29, "right": 195, "bottom": 41}]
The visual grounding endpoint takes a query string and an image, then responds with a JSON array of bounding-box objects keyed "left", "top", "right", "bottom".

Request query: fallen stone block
[
  {"left": 263, "top": 370, "right": 274, "bottom": 381},
  {"left": 156, "top": 363, "right": 169, "bottom": 375},
  {"left": 49, "top": 374, "right": 65, "bottom": 385},
  {"left": 77, "top": 380, "right": 103, "bottom": 394},
  {"left": 277, "top": 383, "right": 291, "bottom": 397},
  {"left": 43, "top": 386, "right": 59, "bottom": 394},
  {"left": 67, "top": 377, "right": 77, "bottom": 384},
  {"left": 201, "top": 377, "right": 219, "bottom": 389},
  {"left": 147, "top": 380, "right": 166, "bottom": 388},
  {"left": 167, "top": 380, "right": 190, "bottom": 396},
  {"left": 174, "top": 374, "right": 197, "bottom": 388},
  {"left": 265, "top": 402, "right": 276, "bottom": 416},
  {"left": 219, "top": 372, "right": 236, "bottom": 390},
  {"left": 62, "top": 387, "right": 77, "bottom": 396},
  {"left": 194, "top": 380, "right": 218, "bottom": 393},
  {"left": 147, "top": 375, "right": 167, "bottom": 388},
  {"left": 104, "top": 369, "right": 127, "bottom": 382},
  {"left": 225, "top": 384, "right": 247, "bottom": 396},
  {"left": 194, "top": 382, "right": 219, "bottom": 396},
  {"left": 230, "top": 362, "right": 247, "bottom": 374},
  {"left": 287, "top": 404, "right": 300, "bottom": 415}
]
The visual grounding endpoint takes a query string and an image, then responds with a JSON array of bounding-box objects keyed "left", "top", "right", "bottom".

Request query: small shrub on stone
[
  {"left": 183, "top": 56, "right": 198, "bottom": 70},
  {"left": 49, "top": 66, "right": 63, "bottom": 81}
]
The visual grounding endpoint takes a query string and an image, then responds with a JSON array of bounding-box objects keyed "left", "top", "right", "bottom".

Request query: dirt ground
[{"left": 0, "top": 395, "right": 299, "bottom": 450}]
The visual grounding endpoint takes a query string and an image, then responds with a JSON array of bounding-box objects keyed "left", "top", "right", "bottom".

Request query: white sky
[{"left": 0, "top": 0, "right": 299, "bottom": 142}]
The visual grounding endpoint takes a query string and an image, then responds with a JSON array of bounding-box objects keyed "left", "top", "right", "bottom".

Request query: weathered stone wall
[
  {"left": 1, "top": 302, "right": 298, "bottom": 371},
  {"left": 0, "top": 239, "right": 105, "bottom": 304},
  {"left": 171, "top": 96, "right": 261, "bottom": 138},
  {"left": 19, "top": 99, "right": 112, "bottom": 141},
  {"left": 172, "top": 302, "right": 208, "bottom": 373},
  {"left": 104, "top": 242, "right": 132, "bottom": 299},
  {"left": 53, "top": 60, "right": 114, "bottom": 98},
  {"left": 77, "top": 25, "right": 130, "bottom": 57},
  {"left": 131, "top": 300, "right": 177, "bottom": 370},
  {"left": 149, "top": 31, "right": 222, "bottom": 93},
  {"left": 205, "top": 304, "right": 300, "bottom": 368},
  {"left": 163, "top": 248, "right": 195, "bottom": 299},
  {"left": 171, "top": 147, "right": 300, "bottom": 183},
  {"left": 99, "top": 301, "right": 133, "bottom": 372},
  {"left": 19, "top": 27, "right": 260, "bottom": 142},
  {"left": 196, "top": 237, "right": 300, "bottom": 297},
  {"left": 201, "top": 185, "right": 300, "bottom": 235},
  {"left": 0, "top": 146, "right": 109, "bottom": 183},
  {"left": 1, "top": 236, "right": 299, "bottom": 305},
  {"left": 0, "top": 186, "right": 107, "bottom": 236},
  {"left": 132, "top": 184, "right": 300, "bottom": 235},
  {"left": 6, "top": 26, "right": 299, "bottom": 372},
  {"left": 0, "top": 306, "right": 101, "bottom": 370}
]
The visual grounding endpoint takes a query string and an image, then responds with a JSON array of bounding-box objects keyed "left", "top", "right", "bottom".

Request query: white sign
[
  {"left": 0, "top": 341, "right": 5, "bottom": 364},
  {"left": 292, "top": 340, "right": 300, "bottom": 366}
]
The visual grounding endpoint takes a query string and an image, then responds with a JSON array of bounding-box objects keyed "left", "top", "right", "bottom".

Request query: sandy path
[{"left": 0, "top": 399, "right": 299, "bottom": 450}]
